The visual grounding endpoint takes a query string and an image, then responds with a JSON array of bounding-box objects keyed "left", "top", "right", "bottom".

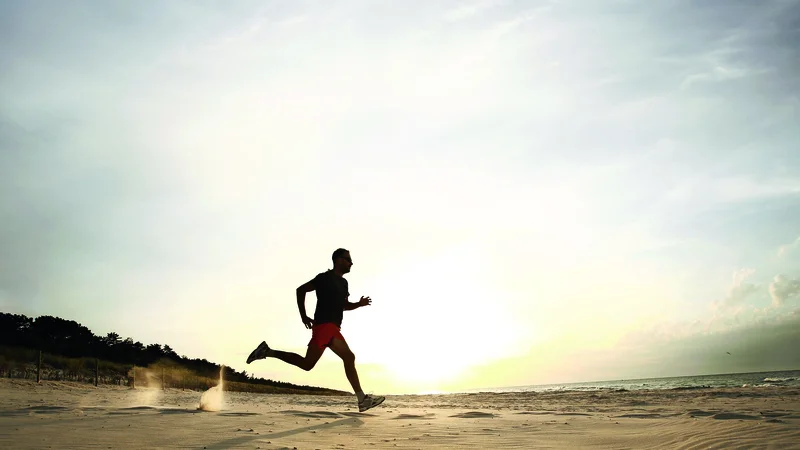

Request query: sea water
[{"left": 463, "top": 369, "right": 800, "bottom": 394}]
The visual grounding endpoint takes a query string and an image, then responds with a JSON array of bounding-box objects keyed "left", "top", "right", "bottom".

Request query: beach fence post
[
  {"left": 162, "top": 368, "right": 165, "bottom": 390},
  {"left": 37, "top": 350, "right": 42, "bottom": 383},
  {"left": 94, "top": 359, "right": 99, "bottom": 387},
  {"left": 132, "top": 365, "right": 136, "bottom": 388}
]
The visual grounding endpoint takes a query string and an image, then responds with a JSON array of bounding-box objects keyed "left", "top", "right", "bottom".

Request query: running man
[{"left": 246, "top": 248, "right": 385, "bottom": 412}]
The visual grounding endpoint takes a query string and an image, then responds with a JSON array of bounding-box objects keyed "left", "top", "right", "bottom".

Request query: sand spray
[
  {"left": 198, "top": 366, "right": 225, "bottom": 411},
  {"left": 131, "top": 368, "right": 163, "bottom": 406}
]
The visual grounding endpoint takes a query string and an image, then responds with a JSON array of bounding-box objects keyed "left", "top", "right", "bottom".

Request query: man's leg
[
  {"left": 328, "top": 338, "right": 363, "bottom": 394},
  {"left": 329, "top": 338, "right": 385, "bottom": 412},
  {"left": 269, "top": 344, "right": 325, "bottom": 371},
  {"left": 247, "top": 326, "right": 331, "bottom": 368}
]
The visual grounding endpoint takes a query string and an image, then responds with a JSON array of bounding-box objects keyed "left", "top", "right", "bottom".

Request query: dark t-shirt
[{"left": 311, "top": 270, "right": 349, "bottom": 327}]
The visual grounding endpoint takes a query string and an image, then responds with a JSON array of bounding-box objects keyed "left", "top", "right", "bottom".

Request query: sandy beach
[{"left": 1, "top": 379, "right": 798, "bottom": 449}]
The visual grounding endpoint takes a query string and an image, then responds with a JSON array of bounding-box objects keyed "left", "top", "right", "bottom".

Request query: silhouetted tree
[
  {"left": 0, "top": 314, "right": 33, "bottom": 346},
  {"left": 163, "top": 344, "right": 178, "bottom": 360},
  {"left": 0, "top": 312, "right": 338, "bottom": 393}
]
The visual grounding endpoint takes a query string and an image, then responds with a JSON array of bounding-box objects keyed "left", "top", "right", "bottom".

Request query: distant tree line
[{"left": 0, "top": 312, "right": 346, "bottom": 395}]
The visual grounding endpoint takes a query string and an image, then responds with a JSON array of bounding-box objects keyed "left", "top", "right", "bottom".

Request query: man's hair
[{"left": 332, "top": 248, "right": 349, "bottom": 263}]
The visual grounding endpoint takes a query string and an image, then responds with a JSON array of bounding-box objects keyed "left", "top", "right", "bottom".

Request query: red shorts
[{"left": 308, "top": 323, "right": 344, "bottom": 349}]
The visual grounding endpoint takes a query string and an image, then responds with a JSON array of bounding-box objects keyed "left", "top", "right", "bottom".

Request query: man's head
[{"left": 332, "top": 248, "right": 352, "bottom": 274}]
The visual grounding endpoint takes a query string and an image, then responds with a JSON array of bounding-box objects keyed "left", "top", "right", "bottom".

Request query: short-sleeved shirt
[{"left": 312, "top": 270, "right": 349, "bottom": 327}]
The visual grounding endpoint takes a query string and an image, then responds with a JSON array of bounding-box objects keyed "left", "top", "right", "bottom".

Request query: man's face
[{"left": 338, "top": 252, "right": 353, "bottom": 273}]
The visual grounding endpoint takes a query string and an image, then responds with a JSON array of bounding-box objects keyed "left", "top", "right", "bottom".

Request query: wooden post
[
  {"left": 37, "top": 351, "right": 42, "bottom": 383},
  {"left": 132, "top": 365, "right": 136, "bottom": 388},
  {"left": 94, "top": 359, "right": 99, "bottom": 387},
  {"left": 162, "top": 368, "right": 165, "bottom": 390}
]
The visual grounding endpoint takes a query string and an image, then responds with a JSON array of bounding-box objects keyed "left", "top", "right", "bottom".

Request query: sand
[{"left": 1, "top": 378, "right": 798, "bottom": 449}]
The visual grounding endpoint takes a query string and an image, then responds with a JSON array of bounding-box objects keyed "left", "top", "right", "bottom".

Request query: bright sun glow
[{"left": 350, "top": 245, "right": 528, "bottom": 391}]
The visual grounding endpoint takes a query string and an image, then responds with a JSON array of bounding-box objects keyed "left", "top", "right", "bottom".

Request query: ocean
[{"left": 464, "top": 369, "right": 800, "bottom": 394}]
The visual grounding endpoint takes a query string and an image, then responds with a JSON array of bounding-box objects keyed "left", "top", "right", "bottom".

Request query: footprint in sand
[
  {"left": 686, "top": 410, "right": 717, "bottom": 417},
  {"left": 616, "top": 413, "right": 677, "bottom": 419},
  {"left": 24, "top": 405, "right": 70, "bottom": 414},
  {"left": 390, "top": 413, "right": 435, "bottom": 420},
  {"left": 711, "top": 412, "right": 760, "bottom": 420},
  {"left": 281, "top": 410, "right": 343, "bottom": 419},
  {"left": 759, "top": 411, "right": 790, "bottom": 418},
  {"left": 449, "top": 412, "right": 495, "bottom": 419}
]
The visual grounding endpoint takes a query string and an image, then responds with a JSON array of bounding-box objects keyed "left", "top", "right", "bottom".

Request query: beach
[{"left": 1, "top": 378, "right": 798, "bottom": 449}]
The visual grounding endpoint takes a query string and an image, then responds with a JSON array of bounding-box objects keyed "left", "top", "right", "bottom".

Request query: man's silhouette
[{"left": 246, "top": 248, "right": 385, "bottom": 412}]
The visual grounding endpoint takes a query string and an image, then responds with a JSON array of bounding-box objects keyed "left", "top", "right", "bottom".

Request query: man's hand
[
  {"left": 302, "top": 315, "right": 315, "bottom": 329},
  {"left": 358, "top": 296, "right": 372, "bottom": 307}
]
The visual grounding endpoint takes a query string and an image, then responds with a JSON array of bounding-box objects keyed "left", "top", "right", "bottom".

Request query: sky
[{"left": 1, "top": 0, "right": 799, "bottom": 395}]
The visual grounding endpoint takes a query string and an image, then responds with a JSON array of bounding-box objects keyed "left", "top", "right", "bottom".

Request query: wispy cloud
[
  {"left": 664, "top": 176, "right": 800, "bottom": 204},
  {"left": 769, "top": 274, "right": 800, "bottom": 307},
  {"left": 678, "top": 28, "right": 776, "bottom": 89},
  {"left": 442, "top": 0, "right": 503, "bottom": 22},
  {"left": 681, "top": 65, "right": 771, "bottom": 89},
  {"left": 713, "top": 268, "right": 760, "bottom": 311},
  {"left": 778, "top": 236, "right": 800, "bottom": 257}
]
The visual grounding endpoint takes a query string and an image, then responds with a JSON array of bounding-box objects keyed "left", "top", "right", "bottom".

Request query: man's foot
[
  {"left": 246, "top": 341, "right": 271, "bottom": 364},
  {"left": 358, "top": 394, "right": 385, "bottom": 412}
]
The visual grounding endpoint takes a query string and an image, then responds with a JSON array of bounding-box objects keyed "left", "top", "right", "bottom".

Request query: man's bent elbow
[{"left": 297, "top": 282, "right": 315, "bottom": 293}]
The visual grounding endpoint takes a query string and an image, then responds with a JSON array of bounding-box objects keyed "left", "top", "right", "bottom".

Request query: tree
[
  {"left": 103, "top": 332, "right": 121, "bottom": 346},
  {"left": 0, "top": 313, "right": 33, "bottom": 347},
  {"left": 0, "top": 312, "right": 343, "bottom": 394},
  {"left": 163, "top": 344, "right": 178, "bottom": 360}
]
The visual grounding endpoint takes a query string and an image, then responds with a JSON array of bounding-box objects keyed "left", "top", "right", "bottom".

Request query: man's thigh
[
  {"left": 328, "top": 337, "right": 355, "bottom": 361},
  {"left": 304, "top": 340, "right": 326, "bottom": 364}
]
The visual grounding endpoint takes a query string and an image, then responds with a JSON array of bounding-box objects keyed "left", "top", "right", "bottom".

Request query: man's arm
[
  {"left": 344, "top": 296, "right": 372, "bottom": 311},
  {"left": 343, "top": 298, "right": 358, "bottom": 311},
  {"left": 297, "top": 280, "right": 316, "bottom": 328}
]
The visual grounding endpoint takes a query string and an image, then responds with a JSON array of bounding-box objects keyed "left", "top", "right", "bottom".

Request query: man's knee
[
  {"left": 301, "top": 357, "right": 318, "bottom": 371},
  {"left": 340, "top": 350, "right": 355, "bottom": 364},
  {"left": 301, "top": 344, "right": 325, "bottom": 371}
]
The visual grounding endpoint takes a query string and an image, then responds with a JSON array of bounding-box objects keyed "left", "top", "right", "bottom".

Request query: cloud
[
  {"left": 769, "top": 274, "right": 800, "bottom": 307},
  {"left": 442, "top": 0, "right": 502, "bottom": 22},
  {"left": 636, "top": 310, "right": 800, "bottom": 377},
  {"left": 778, "top": 236, "right": 800, "bottom": 257},
  {"left": 453, "top": 309, "right": 800, "bottom": 387},
  {"left": 680, "top": 61, "right": 772, "bottom": 90},
  {"left": 671, "top": 1, "right": 797, "bottom": 90},
  {"left": 663, "top": 176, "right": 800, "bottom": 205},
  {"left": 712, "top": 268, "right": 760, "bottom": 311}
]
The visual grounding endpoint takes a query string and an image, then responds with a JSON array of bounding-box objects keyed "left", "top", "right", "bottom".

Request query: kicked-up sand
[{"left": 0, "top": 378, "right": 798, "bottom": 449}]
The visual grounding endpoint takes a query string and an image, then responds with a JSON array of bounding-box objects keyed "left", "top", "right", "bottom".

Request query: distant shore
[{"left": 452, "top": 368, "right": 800, "bottom": 395}]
